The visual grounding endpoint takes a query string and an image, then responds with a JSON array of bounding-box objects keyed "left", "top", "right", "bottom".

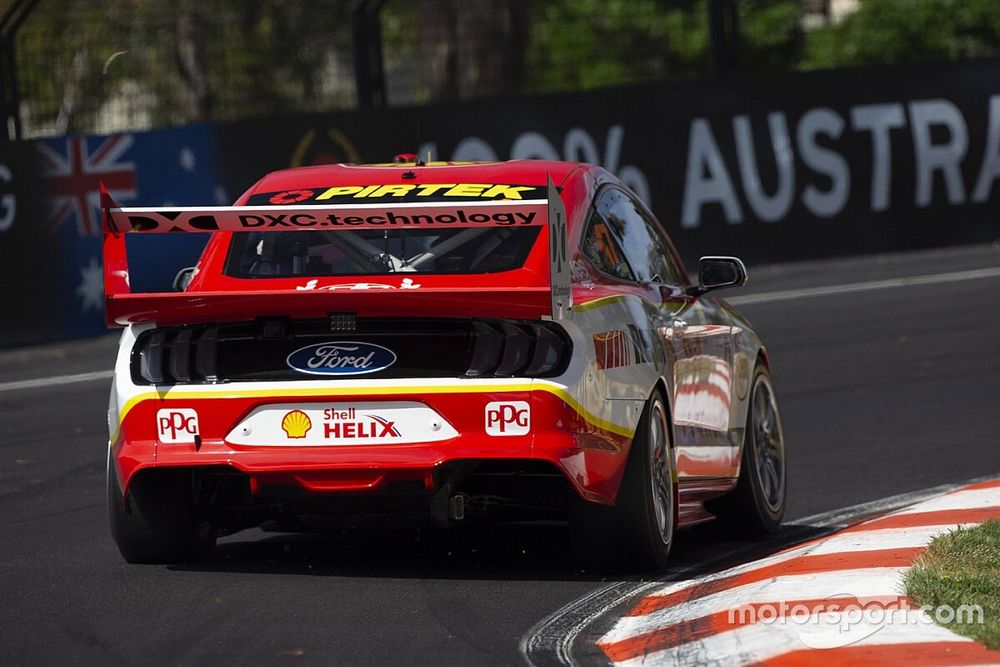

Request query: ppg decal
[
  {"left": 156, "top": 409, "right": 199, "bottom": 444},
  {"left": 485, "top": 401, "right": 530, "bottom": 436}
]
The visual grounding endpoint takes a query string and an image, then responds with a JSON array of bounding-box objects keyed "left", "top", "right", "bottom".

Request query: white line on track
[
  {"left": 726, "top": 265, "right": 1000, "bottom": 306},
  {"left": 894, "top": 486, "right": 1000, "bottom": 513},
  {"left": 0, "top": 369, "right": 113, "bottom": 393}
]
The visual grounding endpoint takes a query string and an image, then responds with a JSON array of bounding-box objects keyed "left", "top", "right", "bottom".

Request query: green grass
[{"left": 905, "top": 519, "right": 1000, "bottom": 649}]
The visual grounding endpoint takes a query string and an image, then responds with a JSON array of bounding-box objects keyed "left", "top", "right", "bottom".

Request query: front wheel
[
  {"left": 570, "top": 390, "right": 675, "bottom": 571},
  {"left": 107, "top": 452, "right": 215, "bottom": 563},
  {"left": 711, "top": 363, "right": 786, "bottom": 536}
]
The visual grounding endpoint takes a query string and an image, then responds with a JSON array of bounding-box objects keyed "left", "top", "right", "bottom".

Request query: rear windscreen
[{"left": 224, "top": 228, "right": 542, "bottom": 277}]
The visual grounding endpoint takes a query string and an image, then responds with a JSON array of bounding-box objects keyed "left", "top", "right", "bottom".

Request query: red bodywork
[
  {"left": 104, "top": 162, "right": 588, "bottom": 325},
  {"left": 114, "top": 387, "right": 629, "bottom": 505},
  {"left": 106, "top": 160, "right": 728, "bottom": 524}
]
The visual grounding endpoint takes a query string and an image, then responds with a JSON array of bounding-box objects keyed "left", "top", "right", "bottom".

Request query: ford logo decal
[{"left": 286, "top": 341, "right": 397, "bottom": 376}]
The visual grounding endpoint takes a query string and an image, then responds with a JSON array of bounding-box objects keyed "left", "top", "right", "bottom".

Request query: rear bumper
[{"left": 111, "top": 384, "right": 632, "bottom": 505}]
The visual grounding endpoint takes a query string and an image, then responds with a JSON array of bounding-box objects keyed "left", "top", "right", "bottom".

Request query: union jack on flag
[{"left": 38, "top": 134, "right": 137, "bottom": 236}]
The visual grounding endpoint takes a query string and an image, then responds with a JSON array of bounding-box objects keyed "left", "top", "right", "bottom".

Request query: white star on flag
[
  {"left": 76, "top": 256, "right": 104, "bottom": 311},
  {"left": 179, "top": 147, "right": 196, "bottom": 171}
]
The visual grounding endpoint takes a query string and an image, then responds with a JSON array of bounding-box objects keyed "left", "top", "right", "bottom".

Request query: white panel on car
[{"left": 226, "top": 401, "right": 457, "bottom": 446}]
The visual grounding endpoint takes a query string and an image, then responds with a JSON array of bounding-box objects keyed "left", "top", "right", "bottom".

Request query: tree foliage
[
  {"left": 7, "top": 0, "right": 1000, "bottom": 137},
  {"left": 803, "top": 0, "right": 1000, "bottom": 68},
  {"left": 14, "top": 0, "right": 355, "bottom": 135},
  {"left": 525, "top": 0, "right": 711, "bottom": 92}
]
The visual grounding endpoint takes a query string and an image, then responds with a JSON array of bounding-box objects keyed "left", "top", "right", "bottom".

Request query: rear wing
[{"left": 101, "top": 180, "right": 572, "bottom": 327}]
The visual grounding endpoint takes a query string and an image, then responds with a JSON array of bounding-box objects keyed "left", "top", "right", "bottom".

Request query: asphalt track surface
[{"left": 2, "top": 243, "right": 999, "bottom": 665}]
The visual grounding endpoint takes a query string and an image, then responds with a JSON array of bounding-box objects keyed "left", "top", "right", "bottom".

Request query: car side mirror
[
  {"left": 173, "top": 267, "right": 196, "bottom": 292},
  {"left": 687, "top": 256, "right": 747, "bottom": 296}
]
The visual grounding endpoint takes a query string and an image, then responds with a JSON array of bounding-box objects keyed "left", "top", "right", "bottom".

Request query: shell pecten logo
[{"left": 281, "top": 410, "right": 312, "bottom": 438}]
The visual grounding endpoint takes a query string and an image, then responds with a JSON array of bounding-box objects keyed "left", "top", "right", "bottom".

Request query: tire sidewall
[
  {"left": 618, "top": 390, "right": 675, "bottom": 569},
  {"left": 107, "top": 453, "right": 212, "bottom": 563},
  {"left": 743, "top": 366, "right": 786, "bottom": 529}
]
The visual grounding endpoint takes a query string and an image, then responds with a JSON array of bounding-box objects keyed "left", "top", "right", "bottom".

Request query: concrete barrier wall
[{"left": 2, "top": 60, "right": 999, "bottom": 346}]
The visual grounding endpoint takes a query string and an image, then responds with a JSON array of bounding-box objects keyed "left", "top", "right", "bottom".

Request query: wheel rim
[
  {"left": 750, "top": 374, "right": 785, "bottom": 514},
  {"left": 648, "top": 400, "right": 674, "bottom": 545}
]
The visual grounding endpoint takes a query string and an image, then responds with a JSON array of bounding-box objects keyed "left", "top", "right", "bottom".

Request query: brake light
[
  {"left": 131, "top": 318, "right": 571, "bottom": 385},
  {"left": 526, "top": 323, "right": 565, "bottom": 376},
  {"left": 466, "top": 322, "right": 504, "bottom": 378},
  {"left": 496, "top": 322, "right": 533, "bottom": 376},
  {"left": 135, "top": 326, "right": 219, "bottom": 385},
  {"left": 138, "top": 331, "right": 166, "bottom": 384},
  {"left": 465, "top": 320, "right": 571, "bottom": 378},
  {"left": 167, "top": 329, "right": 193, "bottom": 381}
]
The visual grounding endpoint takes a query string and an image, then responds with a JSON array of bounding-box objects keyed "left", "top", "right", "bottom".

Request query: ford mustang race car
[{"left": 102, "top": 158, "right": 786, "bottom": 569}]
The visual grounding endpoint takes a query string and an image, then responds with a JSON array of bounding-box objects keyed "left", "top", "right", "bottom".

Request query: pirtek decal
[
  {"left": 269, "top": 189, "right": 314, "bottom": 205},
  {"left": 251, "top": 183, "right": 544, "bottom": 205}
]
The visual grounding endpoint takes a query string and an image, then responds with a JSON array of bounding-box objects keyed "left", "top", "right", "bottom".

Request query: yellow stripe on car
[{"left": 111, "top": 379, "right": 635, "bottom": 444}]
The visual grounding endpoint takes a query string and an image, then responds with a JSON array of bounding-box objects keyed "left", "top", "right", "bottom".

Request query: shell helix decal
[
  {"left": 227, "top": 402, "right": 458, "bottom": 446},
  {"left": 280, "top": 410, "right": 312, "bottom": 438}
]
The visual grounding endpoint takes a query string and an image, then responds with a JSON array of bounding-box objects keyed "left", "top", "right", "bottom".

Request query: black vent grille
[{"left": 130, "top": 318, "right": 571, "bottom": 385}]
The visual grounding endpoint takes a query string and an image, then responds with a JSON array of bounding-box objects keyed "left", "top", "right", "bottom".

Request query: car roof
[{"left": 248, "top": 159, "right": 594, "bottom": 195}]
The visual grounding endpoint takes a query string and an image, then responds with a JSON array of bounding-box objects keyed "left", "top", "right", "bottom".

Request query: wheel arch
[
  {"left": 649, "top": 376, "right": 680, "bottom": 536},
  {"left": 731, "top": 347, "right": 770, "bottom": 476},
  {"left": 653, "top": 376, "right": 673, "bottom": 445},
  {"left": 757, "top": 345, "right": 770, "bottom": 369}
]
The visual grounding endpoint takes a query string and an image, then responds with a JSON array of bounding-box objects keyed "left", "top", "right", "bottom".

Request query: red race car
[{"left": 103, "top": 159, "right": 786, "bottom": 569}]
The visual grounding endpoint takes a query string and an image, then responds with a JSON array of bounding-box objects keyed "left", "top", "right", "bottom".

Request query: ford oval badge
[{"left": 286, "top": 341, "right": 397, "bottom": 376}]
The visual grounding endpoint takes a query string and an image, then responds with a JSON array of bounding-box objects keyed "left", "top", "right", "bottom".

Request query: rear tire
[
  {"left": 570, "top": 390, "right": 675, "bottom": 572},
  {"left": 711, "top": 363, "right": 786, "bottom": 536},
  {"left": 107, "top": 451, "right": 215, "bottom": 563}
]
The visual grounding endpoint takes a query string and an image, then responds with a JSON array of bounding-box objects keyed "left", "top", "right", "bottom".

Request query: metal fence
[
  {"left": 9, "top": 0, "right": 359, "bottom": 138},
  {"left": 3, "top": 0, "right": 1000, "bottom": 140}
]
